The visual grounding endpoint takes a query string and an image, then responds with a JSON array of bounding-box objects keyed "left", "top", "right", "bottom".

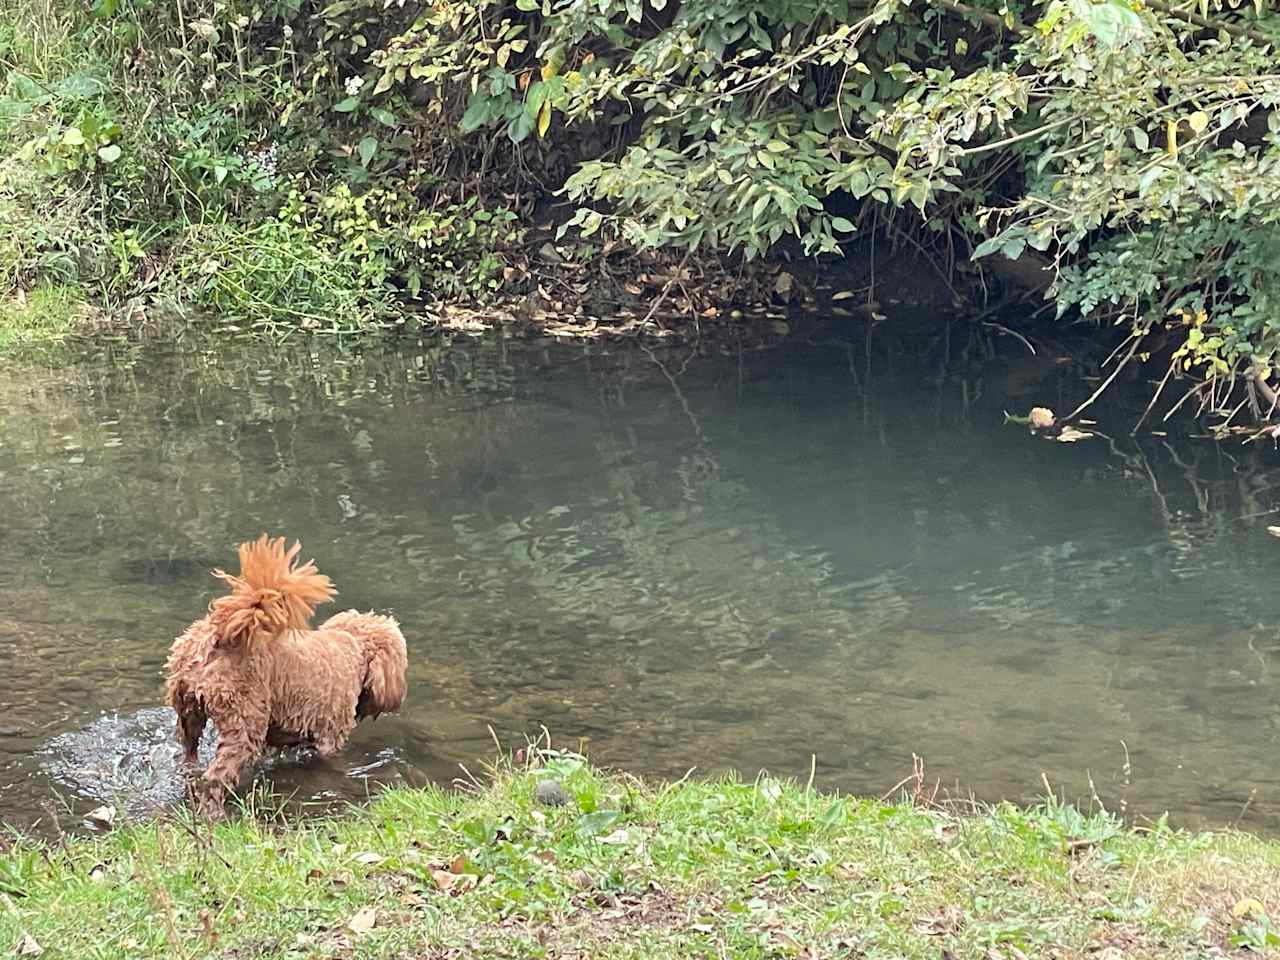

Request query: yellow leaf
[
  {"left": 537, "top": 99, "right": 551, "bottom": 138},
  {"left": 1187, "top": 111, "right": 1209, "bottom": 135},
  {"left": 1233, "top": 898, "right": 1265, "bottom": 919},
  {"left": 1166, "top": 118, "right": 1178, "bottom": 158}
]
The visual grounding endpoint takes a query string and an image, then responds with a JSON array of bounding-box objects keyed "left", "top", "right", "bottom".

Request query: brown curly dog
[{"left": 164, "top": 535, "right": 408, "bottom": 818}]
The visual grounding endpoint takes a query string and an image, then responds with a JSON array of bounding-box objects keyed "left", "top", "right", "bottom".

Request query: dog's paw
[{"left": 193, "top": 780, "right": 228, "bottom": 821}]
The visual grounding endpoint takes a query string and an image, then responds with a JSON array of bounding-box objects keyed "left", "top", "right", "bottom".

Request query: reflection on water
[{"left": 2, "top": 330, "right": 1279, "bottom": 835}]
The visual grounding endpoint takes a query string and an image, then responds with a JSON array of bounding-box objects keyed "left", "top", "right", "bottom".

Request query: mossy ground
[{"left": 2, "top": 749, "right": 1279, "bottom": 959}]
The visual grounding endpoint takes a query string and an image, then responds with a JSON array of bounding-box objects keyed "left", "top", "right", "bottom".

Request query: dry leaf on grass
[
  {"left": 84, "top": 805, "right": 116, "bottom": 830},
  {"left": 17, "top": 933, "right": 43, "bottom": 956},
  {"left": 346, "top": 906, "right": 378, "bottom": 937}
]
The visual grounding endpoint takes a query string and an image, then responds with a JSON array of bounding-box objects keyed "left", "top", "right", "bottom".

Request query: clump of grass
[
  {"left": 1, "top": 749, "right": 1278, "bottom": 959},
  {"left": 0, "top": 282, "right": 86, "bottom": 355},
  {"left": 166, "top": 222, "right": 398, "bottom": 339}
]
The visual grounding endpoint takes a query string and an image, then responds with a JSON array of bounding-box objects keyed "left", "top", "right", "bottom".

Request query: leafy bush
[{"left": 4, "top": 0, "right": 1280, "bottom": 412}]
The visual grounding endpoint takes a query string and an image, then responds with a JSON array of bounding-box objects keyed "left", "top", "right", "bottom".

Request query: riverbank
[{"left": 3, "top": 753, "right": 1278, "bottom": 959}]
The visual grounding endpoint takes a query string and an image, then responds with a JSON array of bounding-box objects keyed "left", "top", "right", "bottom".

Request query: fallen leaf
[
  {"left": 198, "top": 908, "right": 218, "bottom": 945},
  {"left": 305, "top": 868, "right": 325, "bottom": 883},
  {"left": 346, "top": 906, "right": 377, "bottom": 937},
  {"left": 933, "top": 821, "right": 959, "bottom": 845},
  {"left": 599, "top": 828, "right": 633, "bottom": 846},
  {"left": 88, "top": 863, "right": 108, "bottom": 882},
  {"left": 448, "top": 853, "right": 468, "bottom": 874},
  {"left": 568, "top": 869, "right": 593, "bottom": 890},
  {"left": 1233, "top": 897, "right": 1266, "bottom": 919},
  {"left": 84, "top": 805, "right": 116, "bottom": 830},
  {"left": 1056, "top": 426, "right": 1092, "bottom": 442},
  {"left": 834, "top": 862, "right": 865, "bottom": 881},
  {"left": 831, "top": 290, "right": 855, "bottom": 301},
  {"left": 1028, "top": 406, "right": 1056, "bottom": 429},
  {"left": 353, "top": 851, "right": 383, "bottom": 866},
  {"left": 430, "top": 869, "right": 457, "bottom": 892},
  {"left": 17, "top": 933, "right": 42, "bottom": 956},
  {"left": 914, "top": 904, "right": 964, "bottom": 936}
]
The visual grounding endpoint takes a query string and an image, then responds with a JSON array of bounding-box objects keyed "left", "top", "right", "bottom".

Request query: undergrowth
[
  {"left": 1, "top": 751, "right": 1279, "bottom": 959},
  {"left": 0, "top": 0, "right": 520, "bottom": 339}
]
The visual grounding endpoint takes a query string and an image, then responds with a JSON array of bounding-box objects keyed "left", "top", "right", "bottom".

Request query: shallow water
[{"left": 2, "top": 327, "right": 1279, "bottom": 835}]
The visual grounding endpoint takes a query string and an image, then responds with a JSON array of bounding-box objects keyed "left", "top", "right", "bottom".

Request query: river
[{"left": 2, "top": 325, "right": 1277, "bottom": 834}]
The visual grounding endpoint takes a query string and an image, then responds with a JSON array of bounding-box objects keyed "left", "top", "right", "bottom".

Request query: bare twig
[
  {"left": 1144, "top": 0, "right": 1273, "bottom": 43},
  {"left": 1062, "top": 335, "right": 1141, "bottom": 423},
  {"left": 1133, "top": 357, "right": 1176, "bottom": 433}
]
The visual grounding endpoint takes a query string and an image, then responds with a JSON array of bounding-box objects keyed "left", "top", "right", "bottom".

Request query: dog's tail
[
  {"left": 322, "top": 611, "right": 409, "bottom": 719},
  {"left": 207, "top": 535, "right": 336, "bottom": 648}
]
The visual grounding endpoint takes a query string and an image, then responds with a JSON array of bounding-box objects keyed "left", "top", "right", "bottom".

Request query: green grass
[
  {"left": 0, "top": 283, "right": 85, "bottom": 355},
  {"left": 2, "top": 750, "right": 1279, "bottom": 959}
]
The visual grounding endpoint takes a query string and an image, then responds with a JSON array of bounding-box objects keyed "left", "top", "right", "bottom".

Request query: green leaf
[
  {"left": 1132, "top": 127, "right": 1149, "bottom": 151},
  {"left": 766, "top": 140, "right": 789, "bottom": 152},
  {"left": 357, "top": 135, "right": 377, "bottom": 168},
  {"left": 751, "top": 194, "right": 769, "bottom": 222},
  {"left": 1187, "top": 111, "right": 1209, "bottom": 135},
  {"left": 507, "top": 110, "right": 535, "bottom": 143},
  {"left": 1066, "top": 0, "right": 1146, "bottom": 50},
  {"left": 576, "top": 810, "right": 619, "bottom": 837},
  {"left": 332, "top": 96, "right": 360, "bottom": 113},
  {"left": 56, "top": 73, "right": 101, "bottom": 99},
  {"left": 97, "top": 143, "right": 121, "bottom": 163},
  {"left": 830, "top": 216, "right": 856, "bottom": 233},
  {"left": 526, "top": 80, "right": 549, "bottom": 115},
  {"left": 461, "top": 95, "right": 493, "bottom": 132},
  {"left": 370, "top": 107, "right": 398, "bottom": 127},
  {"left": 1000, "top": 237, "right": 1026, "bottom": 260},
  {"left": 972, "top": 236, "right": 1003, "bottom": 259},
  {"left": 213, "top": 164, "right": 228, "bottom": 184},
  {"left": 62, "top": 127, "right": 86, "bottom": 146}
]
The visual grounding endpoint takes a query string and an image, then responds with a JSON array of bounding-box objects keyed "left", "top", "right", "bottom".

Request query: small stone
[{"left": 534, "top": 779, "right": 570, "bottom": 807}]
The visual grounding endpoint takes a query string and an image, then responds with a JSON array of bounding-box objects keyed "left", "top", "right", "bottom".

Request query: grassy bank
[
  {"left": 2, "top": 752, "right": 1279, "bottom": 959},
  {"left": 0, "top": 285, "right": 85, "bottom": 356}
]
